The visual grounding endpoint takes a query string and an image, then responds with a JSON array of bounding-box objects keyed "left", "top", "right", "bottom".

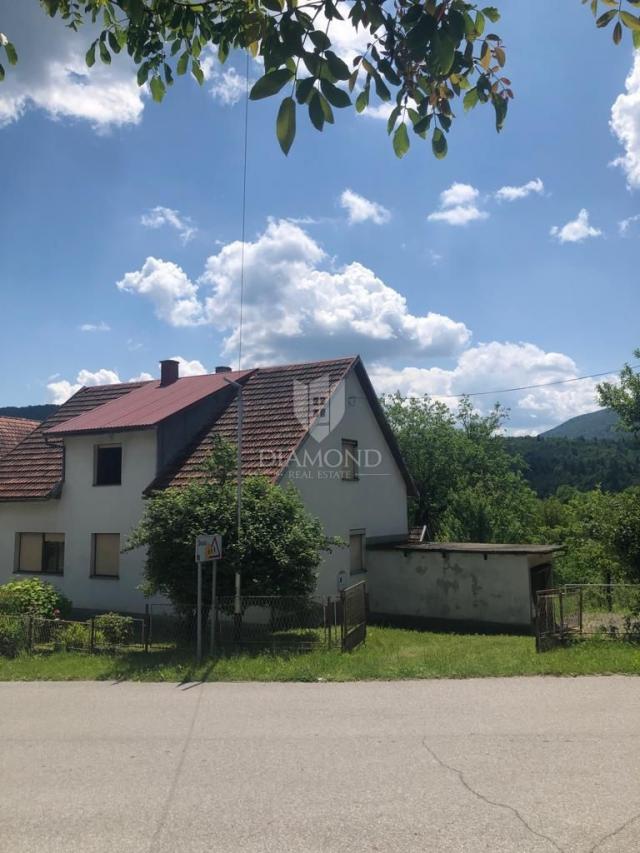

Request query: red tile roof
[
  {"left": 0, "top": 357, "right": 416, "bottom": 500},
  {"left": 45, "top": 371, "right": 252, "bottom": 435},
  {"left": 0, "top": 417, "right": 39, "bottom": 459},
  {"left": 0, "top": 383, "right": 146, "bottom": 501},
  {"left": 150, "top": 357, "right": 358, "bottom": 489}
]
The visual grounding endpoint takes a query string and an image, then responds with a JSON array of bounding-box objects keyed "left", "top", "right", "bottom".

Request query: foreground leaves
[{"left": 0, "top": 1, "right": 637, "bottom": 157}]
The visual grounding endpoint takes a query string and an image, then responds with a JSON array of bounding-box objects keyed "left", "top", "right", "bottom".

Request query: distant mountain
[
  {"left": 541, "top": 409, "right": 621, "bottom": 441},
  {"left": 0, "top": 404, "right": 59, "bottom": 422}
]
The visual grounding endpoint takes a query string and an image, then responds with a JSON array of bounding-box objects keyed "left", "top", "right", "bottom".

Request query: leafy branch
[{"left": 0, "top": 0, "right": 638, "bottom": 156}]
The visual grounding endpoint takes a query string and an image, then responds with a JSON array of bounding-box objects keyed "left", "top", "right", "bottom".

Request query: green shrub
[
  {"left": 94, "top": 612, "right": 134, "bottom": 647},
  {"left": 0, "top": 615, "right": 28, "bottom": 658},
  {"left": 0, "top": 578, "right": 71, "bottom": 618},
  {"left": 59, "top": 622, "right": 91, "bottom": 651}
]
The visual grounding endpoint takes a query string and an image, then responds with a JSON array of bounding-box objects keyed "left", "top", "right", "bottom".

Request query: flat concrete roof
[{"left": 371, "top": 542, "right": 561, "bottom": 555}]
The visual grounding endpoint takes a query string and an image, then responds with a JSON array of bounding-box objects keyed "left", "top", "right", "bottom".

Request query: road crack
[
  {"left": 588, "top": 810, "right": 640, "bottom": 852},
  {"left": 421, "top": 737, "right": 564, "bottom": 853}
]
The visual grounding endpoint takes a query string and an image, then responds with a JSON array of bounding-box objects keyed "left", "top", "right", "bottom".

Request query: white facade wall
[
  {"left": 0, "top": 369, "right": 410, "bottom": 610},
  {"left": 367, "top": 548, "right": 534, "bottom": 629},
  {"left": 0, "top": 430, "right": 162, "bottom": 613},
  {"left": 282, "top": 370, "right": 409, "bottom": 597}
]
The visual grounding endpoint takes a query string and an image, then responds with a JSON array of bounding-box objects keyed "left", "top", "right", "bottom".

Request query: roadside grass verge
[{"left": 0, "top": 627, "right": 639, "bottom": 683}]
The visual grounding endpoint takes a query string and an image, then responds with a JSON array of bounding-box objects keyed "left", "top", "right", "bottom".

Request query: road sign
[{"left": 195, "top": 534, "right": 222, "bottom": 563}]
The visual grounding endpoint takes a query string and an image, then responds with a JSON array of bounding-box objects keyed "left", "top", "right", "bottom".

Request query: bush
[
  {"left": 94, "top": 612, "right": 134, "bottom": 647},
  {"left": 59, "top": 622, "right": 91, "bottom": 651},
  {"left": 0, "top": 615, "right": 27, "bottom": 658},
  {"left": 0, "top": 578, "right": 72, "bottom": 618}
]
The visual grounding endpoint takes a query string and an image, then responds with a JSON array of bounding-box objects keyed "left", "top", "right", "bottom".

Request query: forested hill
[
  {"left": 504, "top": 435, "right": 640, "bottom": 497},
  {"left": 541, "top": 409, "right": 620, "bottom": 440},
  {"left": 0, "top": 405, "right": 58, "bottom": 421}
]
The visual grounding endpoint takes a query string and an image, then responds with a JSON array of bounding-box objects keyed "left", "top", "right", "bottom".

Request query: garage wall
[{"left": 367, "top": 547, "right": 533, "bottom": 631}]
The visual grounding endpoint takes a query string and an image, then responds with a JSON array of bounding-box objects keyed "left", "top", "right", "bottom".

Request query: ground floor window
[
  {"left": 16, "top": 533, "right": 64, "bottom": 575},
  {"left": 92, "top": 533, "right": 120, "bottom": 578},
  {"left": 349, "top": 530, "right": 366, "bottom": 575}
]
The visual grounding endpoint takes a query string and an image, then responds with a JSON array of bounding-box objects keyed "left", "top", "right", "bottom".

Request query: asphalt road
[{"left": 1, "top": 677, "right": 640, "bottom": 853}]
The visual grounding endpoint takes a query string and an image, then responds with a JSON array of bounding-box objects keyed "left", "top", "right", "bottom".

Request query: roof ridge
[{"left": 254, "top": 355, "right": 358, "bottom": 372}]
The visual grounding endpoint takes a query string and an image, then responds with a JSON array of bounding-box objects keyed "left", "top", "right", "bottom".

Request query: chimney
[
  {"left": 215, "top": 365, "right": 232, "bottom": 374},
  {"left": 159, "top": 359, "right": 180, "bottom": 386}
]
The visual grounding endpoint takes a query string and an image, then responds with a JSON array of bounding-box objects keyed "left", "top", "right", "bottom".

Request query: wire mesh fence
[
  {"left": 0, "top": 584, "right": 368, "bottom": 659},
  {"left": 148, "top": 594, "right": 346, "bottom": 653},
  {"left": 536, "top": 584, "right": 640, "bottom": 651},
  {"left": 0, "top": 613, "right": 146, "bottom": 656}
]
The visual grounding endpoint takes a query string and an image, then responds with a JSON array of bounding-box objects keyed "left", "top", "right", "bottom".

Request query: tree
[
  {"left": 598, "top": 348, "right": 640, "bottom": 437},
  {"left": 127, "top": 437, "right": 336, "bottom": 611},
  {"left": 1, "top": 1, "right": 637, "bottom": 158},
  {"left": 381, "top": 393, "right": 541, "bottom": 542}
]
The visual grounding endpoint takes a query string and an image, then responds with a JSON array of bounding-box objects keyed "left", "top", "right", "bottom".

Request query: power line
[
  {"left": 237, "top": 52, "right": 249, "bottom": 371},
  {"left": 437, "top": 364, "right": 640, "bottom": 400}
]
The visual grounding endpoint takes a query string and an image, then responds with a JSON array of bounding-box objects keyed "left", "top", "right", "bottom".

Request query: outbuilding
[{"left": 367, "top": 540, "right": 560, "bottom": 633}]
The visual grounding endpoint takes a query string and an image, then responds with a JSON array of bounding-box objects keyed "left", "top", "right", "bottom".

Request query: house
[
  {"left": 0, "top": 356, "right": 413, "bottom": 613},
  {"left": 366, "top": 540, "right": 560, "bottom": 633},
  {"left": 0, "top": 417, "right": 38, "bottom": 459}
]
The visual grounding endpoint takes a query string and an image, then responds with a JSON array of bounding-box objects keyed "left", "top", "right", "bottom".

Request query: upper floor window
[
  {"left": 341, "top": 439, "right": 358, "bottom": 481},
  {"left": 16, "top": 533, "right": 64, "bottom": 575},
  {"left": 94, "top": 445, "right": 122, "bottom": 486}
]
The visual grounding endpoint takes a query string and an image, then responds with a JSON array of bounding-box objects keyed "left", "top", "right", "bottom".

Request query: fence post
[
  {"left": 144, "top": 604, "right": 150, "bottom": 653},
  {"left": 27, "top": 615, "right": 33, "bottom": 652},
  {"left": 559, "top": 591, "right": 564, "bottom": 643},
  {"left": 90, "top": 617, "right": 95, "bottom": 654},
  {"left": 579, "top": 588, "right": 584, "bottom": 635}
]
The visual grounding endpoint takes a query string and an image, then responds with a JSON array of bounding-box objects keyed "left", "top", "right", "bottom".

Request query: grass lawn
[{"left": 1, "top": 627, "right": 639, "bottom": 682}]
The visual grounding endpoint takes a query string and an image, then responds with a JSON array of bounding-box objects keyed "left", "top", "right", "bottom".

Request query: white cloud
[
  {"left": 0, "top": 5, "right": 143, "bottom": 130},
  {"left": 619, "top": 213, "right": 640, "bottom": 235},
  {"left": 358, "top": 102, "right": 394, "bottom": 121},
  {"left": 611, "top": 53, "right": 640, "bottom": 189},
  {"left": 427, "top": 183, "right": 489, "bottom": 226},
  {"left": 200, "top": 47, "right": 251, "bottom": 107},
  {"left": 339, "top": 189, "right": 390, "bottom": 225},
  {"left": 495, "top": 178, "right": 544, "bottom": 202},
  {"left": 210, "top": 67, "right": 247, "bottom": 106},
  {"left": 47, "top": 357, "right": 206, "bottom": 402},
  {"left": 47, "top": 368, "right": 121, "bottom": 404},
  {"left": 440, "top": 183, "right": 479, "bottom": 207},
  {"left": 140, "top": 207, "right": 197, "bottom": 245},
  {"left": 370, "top": 342, "right": 605, "bottom": 434},
  {"left": 118, "top": 219, "right": 471, "bottom": 364},
  {"left": 117, "top": 257, "right": 205, "bottom": 327},
  {"left": 114, "top": 220, "right": 603, "bottom": 433},
  {"left": 169, "top": 356, "right": 207, "bottom": 377},
  {"left": 79, "top": 321, "right": 110, "bottom": 333},
  {"left": 550, "top": 209, "right": 602, "bottom": 243}
]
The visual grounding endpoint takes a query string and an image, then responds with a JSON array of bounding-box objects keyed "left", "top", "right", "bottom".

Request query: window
[
  {"left": 349, "top": 530, "right": 366, "bottom": 575},
  {"left": 341, "top": 439, "right": 358, "bottom": 481},
  {"left": 92, "top": 534, "right": 120, "bottom": 578},
  {"left": 16, "top": 533, "right": 64, "bottom": 575},
  {"left": 94, "top": 445, "right": 122, "bottom": 486}
]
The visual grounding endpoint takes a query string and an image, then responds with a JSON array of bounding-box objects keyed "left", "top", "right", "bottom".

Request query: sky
[{"left": 1, "top": 1, "right": 639, "bottom": 434}]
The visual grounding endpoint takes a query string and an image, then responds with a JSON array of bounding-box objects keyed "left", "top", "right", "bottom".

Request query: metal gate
[
  {"left": 341, "top": 581, "right": 367, "bottom": 651},
  {"left": 535, "top": 587, "right": 582, "bottom": 651}
]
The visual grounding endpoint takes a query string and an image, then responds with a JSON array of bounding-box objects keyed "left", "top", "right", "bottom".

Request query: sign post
[{"left": 195, "top": 534, "right": 222, "bottom": 663}]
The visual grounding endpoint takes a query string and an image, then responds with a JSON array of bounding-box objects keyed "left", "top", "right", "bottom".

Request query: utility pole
[{"left": 224, "top": 377, "right": 244, "bottom": 638}]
